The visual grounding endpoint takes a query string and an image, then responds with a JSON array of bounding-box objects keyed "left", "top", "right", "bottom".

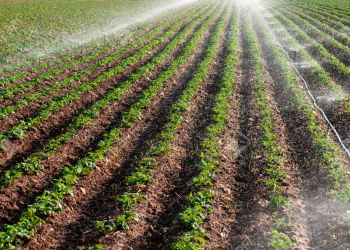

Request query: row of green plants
[
  {"left": 0, "top": 9, "right": 204, "bottom": 147},
  {"left": 0, "top": 3, "right": 206, "bottom": 100},
  {"left": 244, "top": 10, "right": 290, "bottom": 213},
  {"left": 264, "top": 10, "right": 345, "bottom": 98},
  {"left": 269, "top": 8, "right": 350, "bottom": 113},
  {"left": 287, "top": 6, "right": 350, "bottom": 47},
  {"left": 0, "top": 0, "right": 217, "bottom": 188},
  {"left": 0, "top": 12, "right": 120, "bottom": 60},
  {"left": 0, "top": 1, "right": 200, "bottom": 77},
  {"left": 0, "top": 3, "right": 201, "bottom": 87},
  {"left": 262, "top": 3, "right": 350, "bottom": 209},
  {"left": 92, "top": 4, "right": 227, "bottom": 240},
  {"left": 284, "top": 1, "right": 350, "bottom": 27},
  {"left": 288, "top": 3, "right": 350, "bottom": 36},
  {"left": 0, "top": 0, "right": 177, "bottom": 62},
  {"left": 274, "top": 6, "right": 350, "bottom": 62},
  {"left": 172, "top": 6, "right": 238, "bottom": 250},
  {"left": 0, "top": 4, "right": 224, "bottom": 249}
]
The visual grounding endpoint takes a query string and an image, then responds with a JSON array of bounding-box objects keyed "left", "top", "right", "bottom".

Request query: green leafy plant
[{"left": 268, "top": 230, "right": 294, "bottom": 250}]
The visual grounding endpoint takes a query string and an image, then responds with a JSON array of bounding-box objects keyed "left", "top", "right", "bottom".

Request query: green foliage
[
  {"left": 268, "top": 230, "right": 294, "bottom": 250},
  {"left": 173, "top": 6, "right": 239, "bottom": 249},
  {"left": 0, "top": 5, "right": 211, "bottom": 247},
  {"left": 92, "top": 3, "right": 224, "bottom": 238},
  {"left": 89, "top": 244, "right": 106, "bottom": 250},
  {"left": 172, "top": 228, "right": 208, "bottom": 250},
  {"left": 261, "top": 7, "right": 350, "bottom": 203},
  {"left": 267, "top": 194, "right": 290, "bottom": 210},
  {"left": 116, "top": 193, "right": 147, "bottom": 210},
  {"left": 0, "top": 2, "right": 210, "bottom": 190},
  {"left": 267, "top": 215, "right": 293, "bottom": 250}
]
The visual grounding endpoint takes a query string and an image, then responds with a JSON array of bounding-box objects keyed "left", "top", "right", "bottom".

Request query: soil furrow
[
  {"left": 0, "top": 7, "right": 212, "bottom": 174},
  {"left": 122, "top": 7, "right": 232, "bottom": 250},
  {"left": 0, "top": 4, "right": 219, "bottom": 229},
  {"left": 229, "top": 5, "right": 298, "bottom": 249},
  {"left": 10, "top": 4, "right": 224, "bottom": 249},
  {"left": 254, "top": 6, "right": 350, "bottom": 250},
  {"left": 0, "top": 3, "right": 201, "bottom": 81},
  {"left": 203, "top": 5, "right": 241, "bottom": 248},
  {"left": 0, "top": 5, "right": 204, "bottom": 117}
]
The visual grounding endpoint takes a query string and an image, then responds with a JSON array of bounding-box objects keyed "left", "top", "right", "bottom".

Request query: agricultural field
[{"left": 2, "top": 0, "right": 350, "bottom": 249}]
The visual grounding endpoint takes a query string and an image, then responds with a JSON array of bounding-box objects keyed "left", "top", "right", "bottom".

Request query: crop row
[
  {"left": 0, "top": 2, "right": 199, "bottom": 78},
  {"left": 0, "top": 5, "right": 209, "bottom": 147},
  {"left": 173, "top": 5, "right": 238, "bottom": 250},
  {"left": 0, "top": 2, "right": 225, "bottom": 248},
  {"left": 92, "top": 2, "right": 226, "bottom": 237},
  {"left": 244, "top": 7, "right": 289, "bottom": 212},
  {"left": 0, "top": 3, "right": 201, "bottom": 87},
  {"left": 0, "top": 0, "right": 217, "bottom": 188},
  {"left": 0, "top": 2, "right": 205, "bottom": 99},
  {"left": 260, "top": 4, "right": 350, "bottom": 203},
  {"left": 268, "top": 8, "right": 350, "bottom": 112}
]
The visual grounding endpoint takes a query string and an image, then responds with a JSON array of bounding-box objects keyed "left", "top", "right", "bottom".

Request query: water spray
[{"left": 261, "top": 11, "right": 350, "bottom": 159}]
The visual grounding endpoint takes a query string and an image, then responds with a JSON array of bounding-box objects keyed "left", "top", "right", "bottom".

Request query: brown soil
[
  {"left": 0, "top": 3, "right": 200, "bottom": 79},
  {"left": 252, "top": 6, "right": 350, "bottom": 250},
  {"left": 275, "top": 8, "right": 350, "bottom": 67},
  {"left": 0, "top": 4, "right": 216, "bottom": 228},
  {"left": 271, "top": 7, "right": 350, "bottom": 88},
  {"left": 2, "top": 1, "right": 350, "bottom": 249},
  {"left": 0, "top": 4, "right": 212, "bottom": 175},
  {"left": 19, "top": 4, "right": 226, "bottom": 249}
]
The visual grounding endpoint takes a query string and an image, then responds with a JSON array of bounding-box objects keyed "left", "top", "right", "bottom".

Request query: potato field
[{"left": 1, "top": 0, "right": 350, "bottom": 249}]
